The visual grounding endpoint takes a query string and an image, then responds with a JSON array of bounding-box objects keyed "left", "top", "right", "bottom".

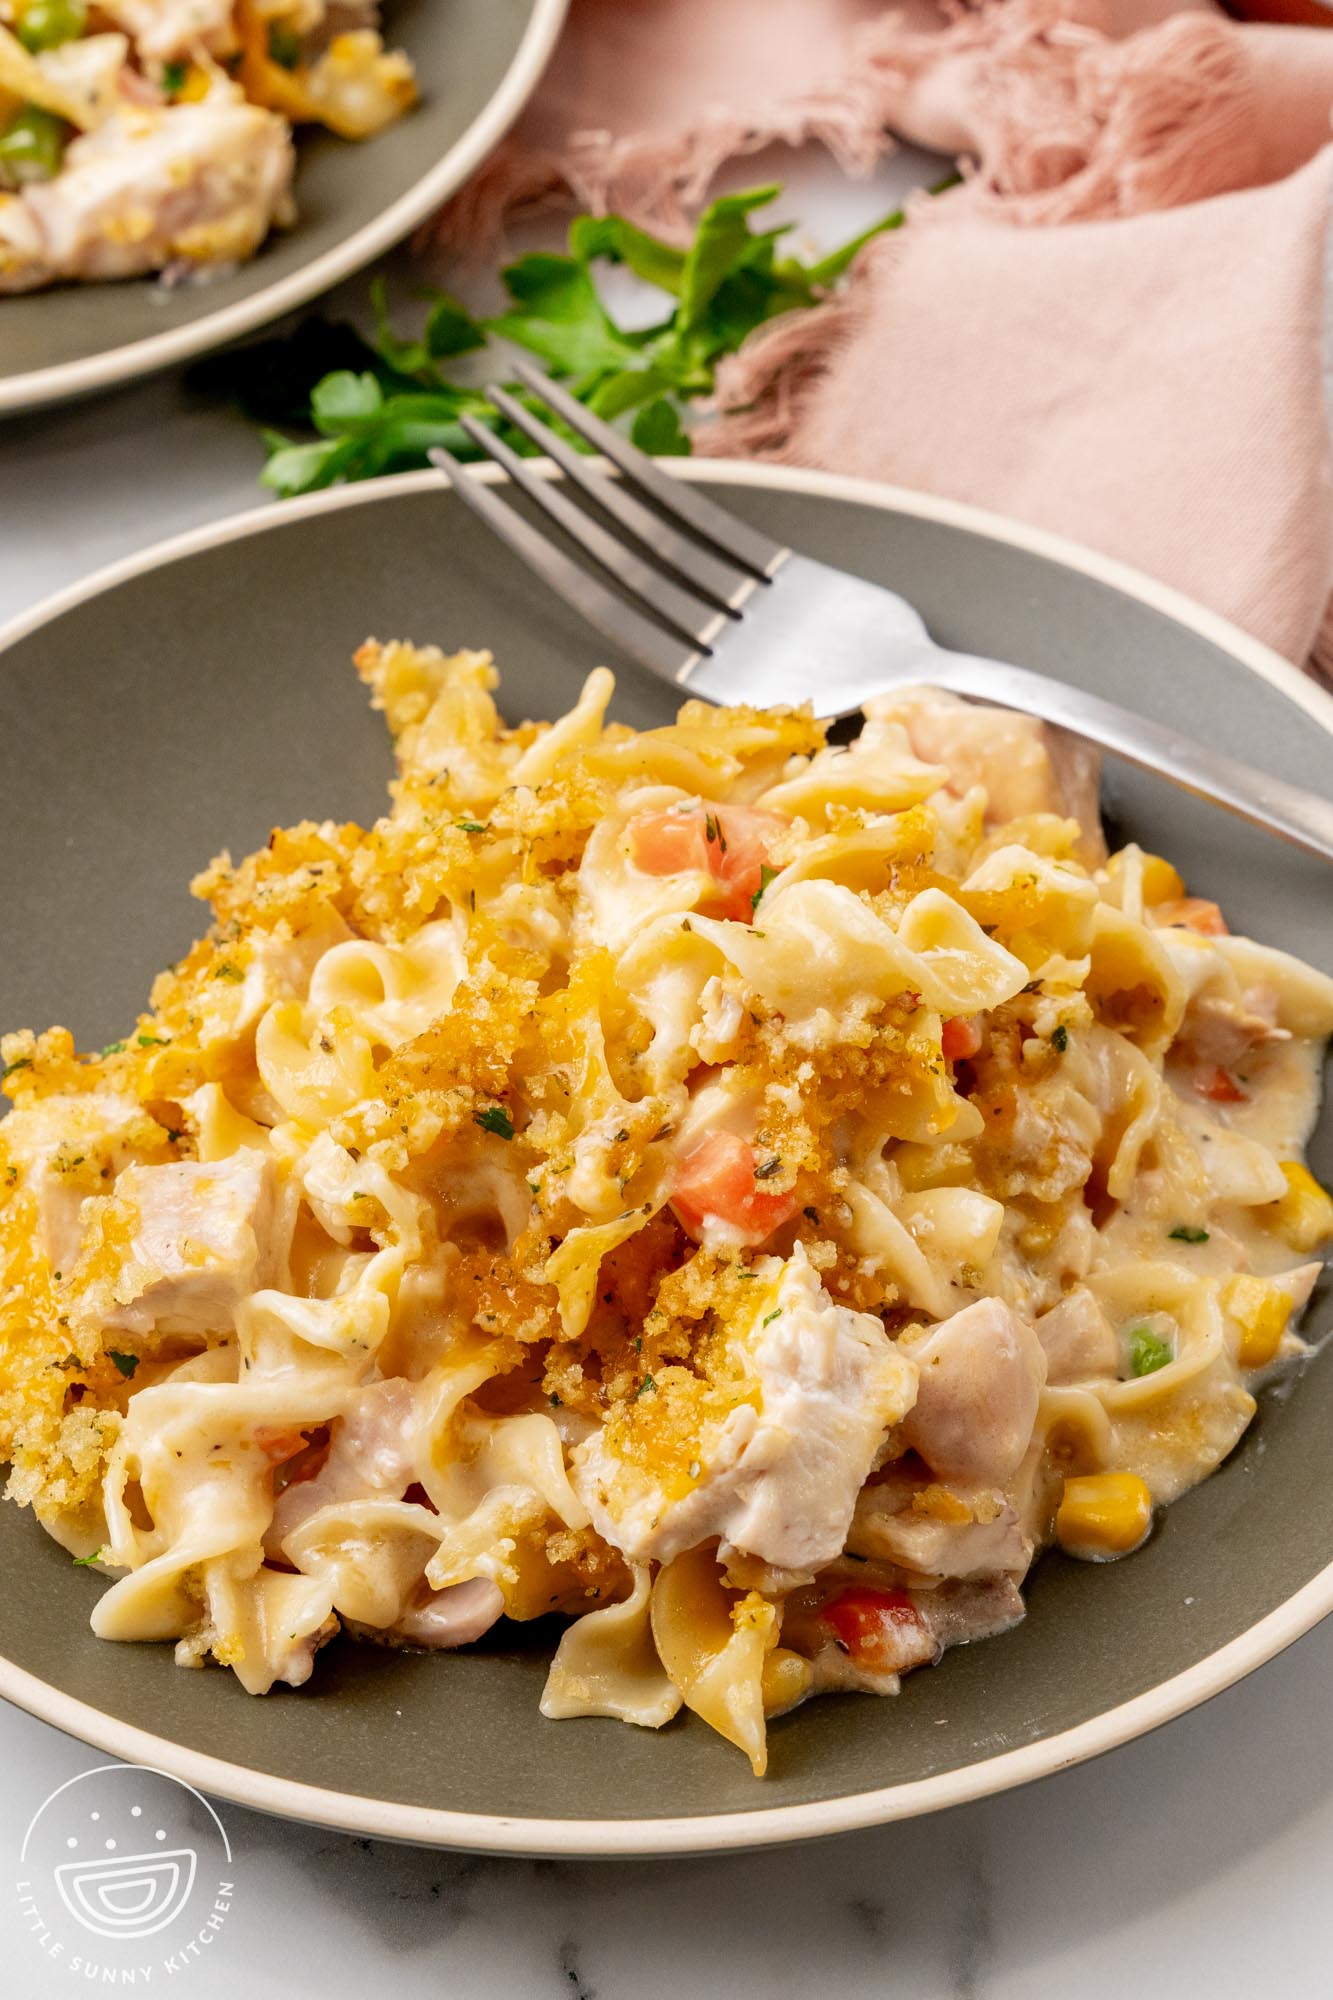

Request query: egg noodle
[{"left": 2, "top": 642, "right": 1330, "bottom": 1776}]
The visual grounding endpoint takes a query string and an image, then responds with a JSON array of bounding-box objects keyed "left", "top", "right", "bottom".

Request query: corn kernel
[
  {"left": 761, "top": 1646, "right": 813, "bottom": 1717},
  {"left": 178, "top": 64, "right": 212, "bottom": 102},
  {"left": 1055, "top": 1473, "right": 1153, "bottom": 1558},
  {"left": 1266, "top": 1160, "right": 1333, "bottom": 1256},
  {"left": 1223, "top": 1274, "right": 1290, "bottom": 1369},
  {"left": 1107, "top": 848, "right": 1184, "bottom": 906}
]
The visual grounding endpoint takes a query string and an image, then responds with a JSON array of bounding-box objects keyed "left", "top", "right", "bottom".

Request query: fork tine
[
  {"left": 487, "top": 384, "right": 755, "bottom": 612},
  {"left": 510, "top": 362, "right": 790, "bottom": 580},
  {"left": 457, "top": 412, "right": 725, "bottom": 651},
  {"left": 428, "top": 450, "right": 698, "bottom": 686}
]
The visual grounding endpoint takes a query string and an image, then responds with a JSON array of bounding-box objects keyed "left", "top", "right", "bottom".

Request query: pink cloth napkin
[{"left": 438, "top": 0, "right": 1333, "bottom": 675}]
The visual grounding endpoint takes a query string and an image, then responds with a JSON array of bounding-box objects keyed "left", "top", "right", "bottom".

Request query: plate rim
[
  {"left": 1, "top": 460, "right": 1330, "bottom": 1856},
  {"left": 0, "top": 0, "right": 569, "bottom": 417}
]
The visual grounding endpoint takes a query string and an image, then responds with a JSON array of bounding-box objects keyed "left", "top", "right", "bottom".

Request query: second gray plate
[{"left": 0, "top": 0, "right": 567, "bottom": 413}]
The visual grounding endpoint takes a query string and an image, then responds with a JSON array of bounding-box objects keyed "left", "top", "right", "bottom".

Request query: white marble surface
[{"left": 4, "top": 138, "right": 1333, "bottom": 2000}]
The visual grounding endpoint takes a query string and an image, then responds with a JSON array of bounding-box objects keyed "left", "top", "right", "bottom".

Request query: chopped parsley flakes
[{"left": 751, "top": 863, "right": 778, "bottom": 915}]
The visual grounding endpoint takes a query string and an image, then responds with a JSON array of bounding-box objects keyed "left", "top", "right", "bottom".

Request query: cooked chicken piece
[
  {"left": 869, "top": 686, "right": 1105, "bottom": 861},
  {"left": 382, "top": 1577, "right": 504, "bottom": 1649},
  {"left": 1036, "top": 1286, "right": 1120, "bottom": 1384},
  {"left": 899, "top": 1296, "right": 1047, "bottom": 1485},
  {"left": 268, "top": 1377, "right": 418, "bottom": 1550},
  {"left": 0, "top": 99, "right": 293, "bottom": 293},
  {"left": 572, "top": 1242, "right": 919, "bottom": 1571},
  {"left": 29, "top": 32, "right": 133, "bottom": 124},
  {"left": 1177, "top": 991, "right": 1289, "bottom": 1071},
  {"left": 2, "top": 1089, "right": 147, "bottom": 1273},
  {"left": 922, "top": 1573, "right": 1026, "bottom": 1650},
  {"left": 97, "top": 0, "right": 237, "bottom": 64},
  {"left": 849, "top": 1469, "right": 1030, "bottom": 1579},
  {"left": 91, "top": 1153, "right": 284, "bottom": 1337}
]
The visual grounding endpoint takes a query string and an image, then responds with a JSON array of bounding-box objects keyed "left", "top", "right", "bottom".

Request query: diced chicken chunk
[
  {"left": 97, "top": 0, "right": 237, "bottom": 64},
  {"left": 269, "top": 1377, "right": 418, "bottom": 1549},
  {"left": 850, "top": 1468, "right": 1030, "bottom": 1579},
  {"left": 0, "top": 101, "right": 293, "bottom": 293},
  {"left": 1177, "top": 991, "right": 1289, "bottom": 1071},
  {"left": 1036, "top": 1286, "right": 1120, "bottom": 1384},
  {"left": 572, "top": 1242, "right": 919, "bottom": 1571},
  {"left": 387, "top": 1578, "right": 504, "bottom": 1650},
  {"left": 923, "top": 1574, "right": 1026, "bottom": 1650},
  {"left": 869, "top": 686, "right": 1105, "bottom": 860},
  {"left": 900, "top": 1296, "right": 1046, "bottom": 1485},
  {"left": 94, "top": 1153, "right": 283, "bottom": 1337},
  {"left": 2, "top": 1089, "right": 146, "bottom": 1273}
]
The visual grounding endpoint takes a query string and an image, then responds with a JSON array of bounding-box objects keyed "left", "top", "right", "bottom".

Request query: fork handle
[{"left": 930, "top": 651, "right": 1333, "bottom": 865}]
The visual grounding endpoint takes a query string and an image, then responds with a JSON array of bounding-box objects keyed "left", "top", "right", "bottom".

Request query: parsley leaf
[
  {"left": 473, "top": 1105, "right": 515, "bottom": 1141},
  {"left": 73, "top": 1547, "right": 108, "bottom": 1567},
  {"left": 108, "top": 1351, "right": 139, "bottom": 1379},
  {"left": 1168, "top": 1225, "right": 1210, "bottom": 1244},
  {"left": 199, "top": 181, "right": 953, "bottom": 497},
  {"left": 1050, "top": 1024, "right": 1069, "bottom": 1052}
]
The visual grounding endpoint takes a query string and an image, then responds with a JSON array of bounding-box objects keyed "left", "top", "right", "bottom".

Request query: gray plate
[
  {"left": 0, "top": 0, "right": 567, "bottom": 414},
  {"left": 0, "top": 465, "right": 1330, "bottom": 1855}
]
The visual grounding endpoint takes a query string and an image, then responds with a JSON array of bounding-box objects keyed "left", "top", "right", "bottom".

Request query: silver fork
[{"left": 428, "top": 362, "right": 1333, "bottom": 865}]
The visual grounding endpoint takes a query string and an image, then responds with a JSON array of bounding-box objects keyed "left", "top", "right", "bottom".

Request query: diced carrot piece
[
  {"left": 254, "top": 1426, "right": 307, "bottom": 1467},
  {"left": 1154, "top": 897, "right": 1229, "bottom": 937},
  {"left": 629, "top": 811, "right": 703, "bottom": 878},
  {"left": 670, "top": 1131, "right": 799, "bottom": 1246},
  {"left": 823, "top": 1586, "right": 930, "bottom": 1673},
  {"left": 1194, "top": 1064, "right": 1247, "bottom": 1103},
  {"left": 630, "top": 805, "right": 785, "bottom": 923},
  {"left": 941, "top": 1015, "right": 983, "bottom": 1063}
]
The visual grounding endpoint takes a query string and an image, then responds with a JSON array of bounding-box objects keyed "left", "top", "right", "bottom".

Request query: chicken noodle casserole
[
  {"left": 2, "top": 646, "right": 1330, "bottom": 1776},
  {"left": 0, "top": 0, "right": 414, "bottom": 290}
]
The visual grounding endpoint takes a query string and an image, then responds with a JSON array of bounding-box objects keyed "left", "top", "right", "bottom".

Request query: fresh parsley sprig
[{"left": 193, "top": 180, "right": 953, "bottom": 498}]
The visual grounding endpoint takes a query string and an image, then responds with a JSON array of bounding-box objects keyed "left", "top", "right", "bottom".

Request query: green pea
[
  {"left": 0, "top": 106, "right": 67, "bottom": 185},
  {"left": 266, "top": 22, "right": 302, "bottom": 68},
  {"left": 1127, "top": 1324, "right": 1173, "bottom": 1378},
  {"left": 17, "top": 0, "right": 87, "bottom": 53}
]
